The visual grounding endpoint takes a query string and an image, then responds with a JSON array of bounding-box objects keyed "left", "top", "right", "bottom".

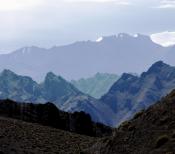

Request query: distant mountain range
[
  {"left": 0, "top": 61, "right": 175, "bottom": 127},
  {"left": 0, "top": 33, "right": 174, "bottom": 81},
  {"left": 71, "top": 73, "right": 119, "bottom": 98},
  {"left": 0, "top": 69, "right": 116, "bottom": 126}
]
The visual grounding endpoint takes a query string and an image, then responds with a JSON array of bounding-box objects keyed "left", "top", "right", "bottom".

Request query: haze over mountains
[
  {"left": 1, "top": 61, "right": 175, "bottom": 127},
  {"left": 71, "top": 73, "right": 119, "bottom": 98},
  {"left": 0, "top": 33, "right": 174, "bottom": 81},
  {"left": 0, "top": 69, "right": 116, "bottom": 126}
]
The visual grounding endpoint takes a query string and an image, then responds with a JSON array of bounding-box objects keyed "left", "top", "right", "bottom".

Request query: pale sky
[{"left": 0, "top": 0, "right": 175, "bottom": 52}]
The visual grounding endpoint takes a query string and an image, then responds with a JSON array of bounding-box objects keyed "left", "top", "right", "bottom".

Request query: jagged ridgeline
[
  {"left": 0, "top": 99, "right": 112, "bottom": 137},
  {"left": 86, "top": 89, "right": 175, "bottom": 154},
  {"left": 1, "top": 61, "right": 175, "bottom": 127},
  {"left": 0, "top": 33, "right": 174, "bottom": 82},
  {"left": 71, "top": 73, "right": 119, "bottom": 99},
  {"left": 0, "top": 69, "right": 115, "bottom": 126}
]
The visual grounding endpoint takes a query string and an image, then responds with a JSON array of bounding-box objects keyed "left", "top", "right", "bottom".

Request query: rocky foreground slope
[
  {"left": 86, "top": 89, "right": 175, "bottom": 154},
  {"left": 0, "top": 99, "right": 112, "bottom": 137},
  {"left": 0, "top": 117, "right": 97, "bottom": 154},
  {"left": 1, "top": 90, "right": 175, "bottom": 154}
]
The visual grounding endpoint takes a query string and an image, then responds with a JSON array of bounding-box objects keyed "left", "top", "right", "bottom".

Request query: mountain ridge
[
  {"left": 0, "top": 69, "right": 116, "bottom": 126},
  {"left": 86, "top": 89, "right": 175, "bottom": 154},
  {"left": 1, "top": 61, "right": 175, "bottom": 127},
  {"left": 0, "top": 99, "right": 112, "bottom": 137},
  {"left": 0, "top": 33, "right": 171, "bottom": 81},
  {"left": 71, "top": 73, "right": 119, "bottom": 98},
  {"left": 101, "top": 60, "right": 175, "bottom": 125}
]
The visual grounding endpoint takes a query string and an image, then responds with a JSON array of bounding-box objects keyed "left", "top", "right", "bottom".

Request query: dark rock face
[
  {"left": 101, "top": 61, "right": 175, "bottom": 125},
  {"left": 86, "top": 89, "right": 175, "bottom": 154},
  {"left": 0, "top": 99, "right": 112, "bottom": 137}
]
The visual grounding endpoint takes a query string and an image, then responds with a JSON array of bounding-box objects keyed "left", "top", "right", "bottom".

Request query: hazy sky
[{"left": 0, "top": 0, "right": 175, "bottom": 52}]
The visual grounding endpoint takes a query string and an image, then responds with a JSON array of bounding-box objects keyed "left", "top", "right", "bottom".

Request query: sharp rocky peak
[
  {"left": 1, "top": 69, "right": 17, "bottom": 77},
  {"left": 45, "top": 72, "right": 65, "bottom": 82},
  {"left": 145, "top": 61, "right": 171, "bottom": 74}
]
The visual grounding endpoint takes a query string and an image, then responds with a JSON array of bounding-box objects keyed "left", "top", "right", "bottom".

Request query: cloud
[
  {"left": 0, "top": 0, "right": 131, "bottom": 12},
  {"left": 151, "top": 31, "right": 175, "bottom": 47},
  {"left": 0, "top": 0, "right": 42, "bottom": 11},
  {"left": 155, "top": 0, "right": 175, "bottom": 8},
  {"left": 63, "top": 0, "right": 131, "bottom": 5}
]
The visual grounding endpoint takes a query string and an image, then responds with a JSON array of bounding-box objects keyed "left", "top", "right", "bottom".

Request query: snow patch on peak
[
  {"left": 96, "top": 37, "right": 103, "bottom": 42},
  {"left": 22, "top": 47, "right": 31, "bottom": 54},
  {"left": 118, "top": 33, "right": 128, "bottom": 38},
  {"left": 133, "top": 34, "right": 138, "bottom": 38},
  {"left": 118, "top": 33, "right": 124, "bottom": 38}
]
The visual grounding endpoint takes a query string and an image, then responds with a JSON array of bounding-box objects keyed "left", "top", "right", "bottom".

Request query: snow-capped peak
[
  {"left": 22, "top": 47, "right": 31, "bottom": 54},
  {"left": 96, "top": 37, "right": 103, "bottom": 42},
  {"left": 133, "top": 34, "right": 138, "bottom": 38}
]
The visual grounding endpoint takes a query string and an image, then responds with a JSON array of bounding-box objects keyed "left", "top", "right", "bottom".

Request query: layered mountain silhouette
[
  {"left": 0, "top": 70, "right": 115, "bottom": 126},
  {"left": 0, "top": 61, "right": 175, "bottom": 127},
  {"left": 71, "top": 73, "right": 119, "bottom": 98},
  {"left": 0, "top": 33, "right": 172, "bottom": 81},
  {"left": 1, "top": 87, "right": 175, "bottom": 153},
  {"left": 101, "top": 61, "right": 175, "bottom": 125},
  {"left": 86, "top": 89, "right": 175, "bottom": 154},
  {"left": 0, "top": 99, "right": 112, "bottom": 137}
]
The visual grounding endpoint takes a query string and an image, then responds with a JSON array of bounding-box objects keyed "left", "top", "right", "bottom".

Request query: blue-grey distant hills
[
  {"left": 101, "top": 61, "right": 175, "bottom": 125},
  {"left": 1, "top": 61, "right": 175, "bottom": 127},
  {"left": 71, "top": 73, "right": 119, "bottom": 98},
  {"left": 0, "top": 33, "right": 173, "bottom": 81},
  {"left": 0, "top": 70, "right": 115, "bottom": 126}
]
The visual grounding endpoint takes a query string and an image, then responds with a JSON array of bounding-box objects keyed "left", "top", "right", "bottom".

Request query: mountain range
[
  {"left": 86, "top": 89, "right": 175, "bottom": 154},
  {"left": 71, "top": 73, "right": 119, "bottom": 98},
  {"left": 101, "top": 61, "right": 175, "bottom": 125},
  {"left": 0, "top": 69, "right": 116, "bottom": 126},
  {"left": 0, "top": 99, "right": 112, "bottom": 137},
  {"left": 1, "top": 85, "right": 175, "bottom": 153},
  {"left": 0, "top": 33, "right": 174, "bottom": 81},
  {"left": 1, "top": 61, "right": 175, "bottom": 127}
]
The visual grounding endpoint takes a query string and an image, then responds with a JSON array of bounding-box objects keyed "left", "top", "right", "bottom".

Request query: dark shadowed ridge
[
  {"left": 0, "top": 117, "right": 97, "bottom": 154},
  {"left": 86, "top": 89, "right": 175, "bottom": 154},
  {"left": 0, "top": 99, "right": 113, "bottom": 137},
  {"left": 100, "top": 61, "right": 175, "bottom": 126}
]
